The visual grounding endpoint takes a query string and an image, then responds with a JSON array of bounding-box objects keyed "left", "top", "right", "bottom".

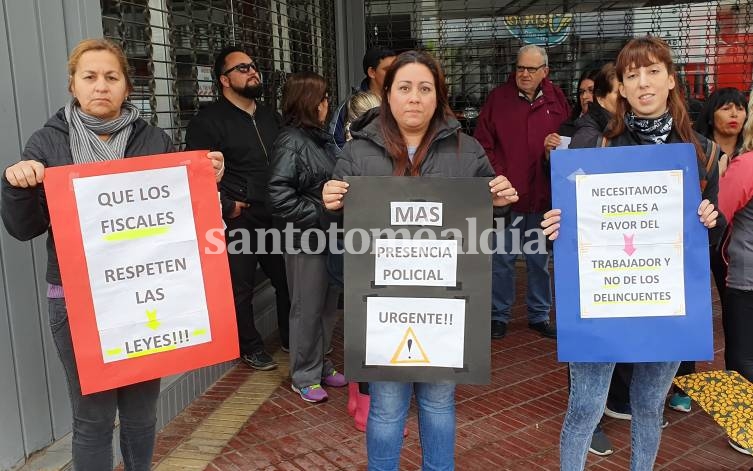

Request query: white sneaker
[{"left": 728, "top": 439, "right": 753, "bottom": 456}]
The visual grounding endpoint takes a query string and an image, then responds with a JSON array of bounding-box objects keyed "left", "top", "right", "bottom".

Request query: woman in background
[
  {"left": 715, "top": 90, "right": 753, "bottom": 456},
  {"left": 267, "top": 71, "right": 346, "bottom": 404}
]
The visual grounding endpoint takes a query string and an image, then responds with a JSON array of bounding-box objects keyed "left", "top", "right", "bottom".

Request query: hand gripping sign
[
  {"left": 550, "top": 143, "right": 713, "bottom": 362},
  {"left": 45, "top": 151, "right": 237, "bottom": 394},
  {"left": 343, "top": 177, "right": 492, "bottom": 384}
]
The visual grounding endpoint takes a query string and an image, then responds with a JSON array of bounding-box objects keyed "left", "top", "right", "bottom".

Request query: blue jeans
[
  {"left": 49, "top": 298, "right": 161, "bottom": 471},
  {"left": 491, "top": 211, "right": 551, "bottom": 324},
  {"left": 561, "top": 361, "right": 680, "bottom": 471},
  {"left": 367, "top": 381, "right": 455, "bottom": 471}
]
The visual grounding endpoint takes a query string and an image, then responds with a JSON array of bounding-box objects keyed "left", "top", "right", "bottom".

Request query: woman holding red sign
[{"left": 1, "top": 39, "right": 223, "bottom": 471}]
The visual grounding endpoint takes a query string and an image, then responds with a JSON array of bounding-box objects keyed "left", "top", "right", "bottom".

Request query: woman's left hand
[
  {"left": 490, "top": 175, "right": 519, "bottom": 207},
  {"left": 207, "top": 151, "right": 224, "bottom": 182},
  {"left": 698, "top": 199, "right": 718, "bottom": 228}
]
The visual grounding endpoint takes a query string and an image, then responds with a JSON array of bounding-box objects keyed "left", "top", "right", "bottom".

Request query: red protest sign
[{"left": 45, "top": 151, "right": 237, "bottom": 394}]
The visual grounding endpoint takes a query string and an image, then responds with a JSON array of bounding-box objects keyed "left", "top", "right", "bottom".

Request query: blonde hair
[
  {"left": 68, "top": 38, "right": 133, "bottom": 93},
  {"left": 345, "top": 91, "right": 381, "bottom": 141},
  {"left": 742, "top": 91, "right": 753, "bottom": 154}
]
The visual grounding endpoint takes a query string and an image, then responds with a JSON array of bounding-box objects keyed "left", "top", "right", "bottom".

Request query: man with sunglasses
[
  {"left": 474, "top": 44, "right": 570, "bottom": 341},
  {"left": 185, "top": 45, "right": 289, "bottom": 371}
]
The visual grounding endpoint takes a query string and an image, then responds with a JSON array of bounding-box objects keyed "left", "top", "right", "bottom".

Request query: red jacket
[{"left": 474, "top": 74, "right": 570, "bottom": 212}]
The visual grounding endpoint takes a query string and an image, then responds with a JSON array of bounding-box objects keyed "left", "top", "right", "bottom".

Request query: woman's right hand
[
  {"left": 322, "top": 179, "right": 349, "bottom": 211},
  {"left": 4, "top": 160, "right": 45, "bottom": 188},
  {"left": 541, "top": 209, "right": 562, "bottom": 241}
]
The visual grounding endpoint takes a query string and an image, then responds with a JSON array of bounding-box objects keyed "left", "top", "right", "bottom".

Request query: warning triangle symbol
[{"left": 390, "top": 326, "right": 430, "bottom": 364}]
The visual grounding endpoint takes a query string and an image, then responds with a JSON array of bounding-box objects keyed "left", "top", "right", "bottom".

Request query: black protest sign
[{"left": 343, "top": 176, "right": 492, "bottom": 384}]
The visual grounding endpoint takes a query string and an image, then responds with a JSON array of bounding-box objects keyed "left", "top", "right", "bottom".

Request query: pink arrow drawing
[{"left": 623, "top": 234, "right": 636, "bottom": 256}]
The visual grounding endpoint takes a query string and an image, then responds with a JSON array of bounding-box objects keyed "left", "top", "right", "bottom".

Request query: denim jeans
[
  {"left": 49, "top": 298, "right": 161, "bottom": 471},
  {"left": 491, "top": 211, "right": 551, "bottom": 324},
  {"left": 367, "top": 381, "right": 455, "bottom": 471},
  {"left": 560, "top": 361, "right": 680, "bottom": 471}
]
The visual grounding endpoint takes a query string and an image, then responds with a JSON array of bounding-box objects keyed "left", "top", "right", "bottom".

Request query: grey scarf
[{"left": 64, "top": 99, "right": 141, "bottom": 164}]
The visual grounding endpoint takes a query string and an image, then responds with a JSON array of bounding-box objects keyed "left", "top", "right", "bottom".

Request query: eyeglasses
[
  {"left": 516, "top": 64, "right": 546, "bottom": 74},
  {"left": 578, "top": 87, "right": 594, "bottom": 96},
  {"left": 223, "top": 62, "right": 258, "bottom": 75}
]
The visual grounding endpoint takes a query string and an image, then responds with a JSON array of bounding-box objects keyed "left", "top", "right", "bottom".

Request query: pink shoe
[
  {"left": 354, "top": 392, "right": 370, "bottom": 432},
  {"left": 322, "top": 368, "right": 347, "bottom": 387},
  {"left": 347, "top": 382, "right": 358, "bottom": 416}
]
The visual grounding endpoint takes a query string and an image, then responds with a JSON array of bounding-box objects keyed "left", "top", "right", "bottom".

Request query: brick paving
[{"left": 148, "top": 279, "right": 753, "bottom": 470}]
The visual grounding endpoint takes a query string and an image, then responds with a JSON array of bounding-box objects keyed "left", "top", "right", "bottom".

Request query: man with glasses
[
  {"left": 475, "top": 44, "right": 570, "bottom": 340},
  {"left": 185, "top": 45, "right": 289, "bottom": 371}
]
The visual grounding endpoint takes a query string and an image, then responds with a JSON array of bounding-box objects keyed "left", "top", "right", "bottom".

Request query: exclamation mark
[
  {"left": 449, "top": 314, "right": 453, "bottom": 325},
  {"left": 407, "top": 339, "right": 413, "bottom": 359},
  {"left": 172, "top": 331, "right": 177, "bottom": 344},
  {"left": 184, "top": 329, "right": 190, "bottom": 343},
  {"left": 178, "top": 330, "right": 184, "bottom": 343}
]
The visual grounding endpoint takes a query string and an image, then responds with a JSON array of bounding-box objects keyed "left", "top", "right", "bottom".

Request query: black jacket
[
  {"left": 267, "top": 125, "right": 340, "bottom": 251},
  {"left": 185, "top": 97, "right": 281, "bottom": 220},
  {"left": 1, "top": 108, "right": 173, "bottom": 284},
  {"left": 333, "top": 108, "right": 509, "bottom": 219},
  {"left": 570, "top": 101, "right": 613, "bottom": 149}
]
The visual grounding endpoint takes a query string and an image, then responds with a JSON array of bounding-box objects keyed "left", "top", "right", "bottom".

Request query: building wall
[{"left": 0, "top": 1, "right": 102, "bottom": 468}]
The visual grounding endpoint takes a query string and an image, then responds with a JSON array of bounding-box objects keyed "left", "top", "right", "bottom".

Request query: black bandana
[{"left": 625, "top": 111, "right": 673, "bottom": 144}]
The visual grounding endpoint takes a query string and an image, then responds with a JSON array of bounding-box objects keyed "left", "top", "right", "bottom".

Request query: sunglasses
[{"left": 223, "top": 62, "right": 259, "bottom": 75}]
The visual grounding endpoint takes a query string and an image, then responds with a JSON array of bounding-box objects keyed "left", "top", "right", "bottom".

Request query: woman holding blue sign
[
  {"left": 322, "top": 50, "right": 517, "bottom": 471},
  {"left": 541, "top": 36, "right": 723, "bottom": 470}
]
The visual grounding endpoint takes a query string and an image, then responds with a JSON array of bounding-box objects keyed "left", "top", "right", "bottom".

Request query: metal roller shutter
[
  {"left": 101, "top": 0, "right": 339, "bottom": 147},
  {"left": 365, "top": 0, "right": 752, "bottom": 133}
]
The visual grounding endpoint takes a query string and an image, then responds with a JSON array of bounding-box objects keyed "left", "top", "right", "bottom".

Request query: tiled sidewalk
[{"left": 147, "top": 289, "right": 752, "bottom": 470}]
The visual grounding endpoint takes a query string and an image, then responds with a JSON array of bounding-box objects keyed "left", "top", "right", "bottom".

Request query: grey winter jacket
[
  {"left": 334, "top": 108, "right": 497, "bottom": 180},
  {"left": 332, "top": 108, "right": 509, "bottom": 221},
  {"left": 1, "top": 108, "right": 173, "bottom": 284}
]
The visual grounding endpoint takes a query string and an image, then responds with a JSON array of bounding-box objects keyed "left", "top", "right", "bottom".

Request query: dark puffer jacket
[
  {"left": 334, "top": 108, "right": 497, "bottom": 180},
  {"left": 267, "top": 125, "right": 340, "bottom": 251},
  {"left": 1, "top": 108, "right": 173, "bottom": 284},
  {"left": 330, "top": 109, "right": 510, "bottom": 223},
  {"left": 569, "top": 100, "right": 613, "bottom": 149}
]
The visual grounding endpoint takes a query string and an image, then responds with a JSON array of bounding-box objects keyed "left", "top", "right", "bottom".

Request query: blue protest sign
[{"left": 550, "top": 143, "right": 713, "bottom": 362}]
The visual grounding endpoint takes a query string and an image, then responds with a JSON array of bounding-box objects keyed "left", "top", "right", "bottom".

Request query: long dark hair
[
  {"left": 281, "top": 71, "right": 328, "bottom": 129},
  {"left": 693, "top": 87, "right": 747, "bottom": 154},
  {"left": 607, "top": 36, "right": 704, "bottom": 161},
  {"left": 572, "top": 69, "right": 599, "bottom": 120},
  {"left": 593, "top": 63, "right": 617, "bottom": 100},
  {"left": 378, "top": 50, "right": 454, "bottom": 176}
]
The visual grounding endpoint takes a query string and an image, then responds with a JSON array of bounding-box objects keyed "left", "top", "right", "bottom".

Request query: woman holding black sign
[
  {"left": 541, "top": 36, "right": 723, "bottom": 470},
  {"left": 322, "top": 50, "right": 517, "bottom": 471},
  {"left": 1, "top": 38, "right": 223, "bottom": 470}
]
